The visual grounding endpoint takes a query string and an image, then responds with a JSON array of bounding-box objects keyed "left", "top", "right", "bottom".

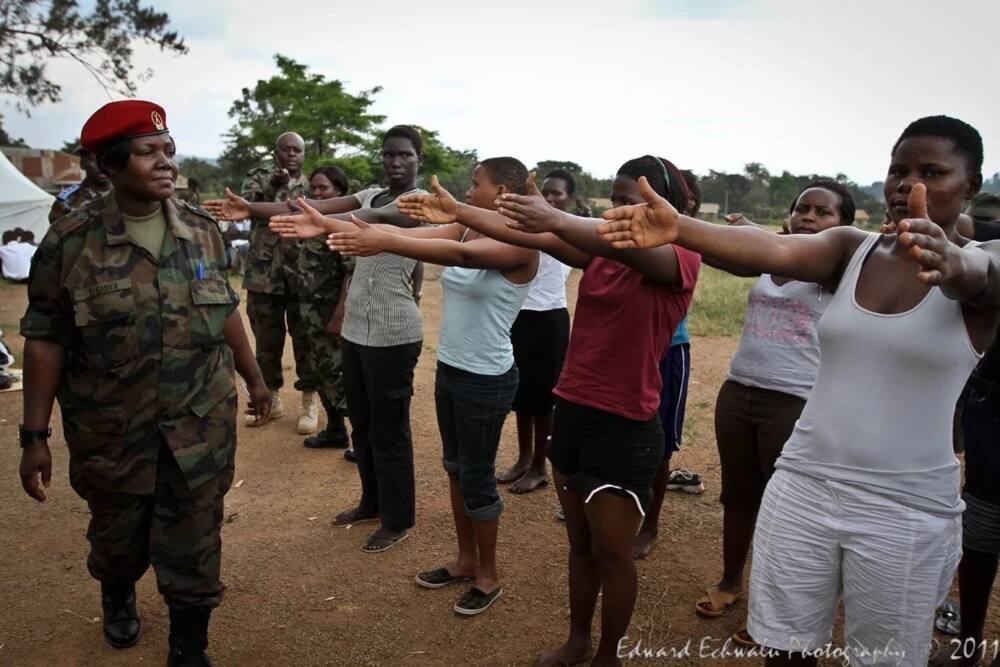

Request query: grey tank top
[{"left": 776, "top": 233, "right": 981, "bottom": 517}]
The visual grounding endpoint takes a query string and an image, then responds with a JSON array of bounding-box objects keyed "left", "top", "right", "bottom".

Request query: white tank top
[{"left": 776, "top": 233, "right": 981, "bottom": 516}]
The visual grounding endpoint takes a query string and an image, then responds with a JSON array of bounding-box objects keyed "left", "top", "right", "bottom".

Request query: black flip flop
[
  {"left": 415, "top": 567, "right": 474, "bottom": 589},
  {"left": 454, "top": 586, "right": 503, "bottom": 616},
  {"left": 935, "top": 600, "right": 961, "bottom": 635}
]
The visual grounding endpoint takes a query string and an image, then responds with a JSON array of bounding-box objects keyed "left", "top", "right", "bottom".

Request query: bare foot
[
  {"left": 536, "top": 638, "right": 594, "bottom": 667},
  {"left": 510, "top": 469, "right": 550, "bottom": 494},
  {"left": 634, "top": 531, "right": 657, "bottom": 559},
  {"left": 498, "top": 461, "right": 531, "bottom": 484}
]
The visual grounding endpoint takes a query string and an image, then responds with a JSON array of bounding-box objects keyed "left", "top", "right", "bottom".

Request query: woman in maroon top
[{"left": 398, "top": 156, "right": 700, "bottom": 667}]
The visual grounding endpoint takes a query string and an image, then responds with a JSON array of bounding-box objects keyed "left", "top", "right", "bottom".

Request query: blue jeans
[{"left": 435, "top": 362, "right": 518, "bottom": 521}]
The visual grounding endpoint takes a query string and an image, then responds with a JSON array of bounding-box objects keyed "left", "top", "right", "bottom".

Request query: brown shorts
[{"left": 715, "top": 379, "right": 805, "bottom": 509}]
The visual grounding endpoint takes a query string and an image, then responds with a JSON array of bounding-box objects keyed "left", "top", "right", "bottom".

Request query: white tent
[{"left": 0, "top": 150, "right": 54, "bottom": 240}]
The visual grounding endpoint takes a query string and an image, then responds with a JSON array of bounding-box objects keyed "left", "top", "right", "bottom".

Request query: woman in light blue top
[{"left": 317, "top": 158, "right": 538, "bottom": 616}]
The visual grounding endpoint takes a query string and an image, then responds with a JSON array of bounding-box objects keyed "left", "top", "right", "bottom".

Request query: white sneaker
[
  {"left": 245, "top": 391, "right": 283, "bottom": 425},
  {"left": 297, "top": 391, "right": 319, "bottom": 434}
]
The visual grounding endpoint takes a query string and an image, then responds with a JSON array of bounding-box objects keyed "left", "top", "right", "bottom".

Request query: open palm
[
  {"left": 596, "top": 177, "right": 680, "bottom": 249},
  {"left": 397, "top": 175, "right": 458, "bottom": 224},
  {"left": 203, "top": 188, "right": 251, "bottom": 221},
  {"left": 269, "top": 198, "right": 330, "bottom": 239}
]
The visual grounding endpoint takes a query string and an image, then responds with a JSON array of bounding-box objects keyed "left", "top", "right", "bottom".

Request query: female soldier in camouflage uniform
[{"left": 18, "top": 100, "right": 272, "bottom": 667}]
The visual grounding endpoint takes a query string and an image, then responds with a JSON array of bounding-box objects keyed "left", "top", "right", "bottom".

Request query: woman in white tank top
[{"left": 596, "top": 116, "right": 1000, "bottom": 667}]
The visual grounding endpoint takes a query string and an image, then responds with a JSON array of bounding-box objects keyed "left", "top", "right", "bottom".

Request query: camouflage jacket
[
  {"left": 21, "top": 197, "right": 239, "bottom": 495},
  {"left": 49, "top": 183, "right": 111, "bottom": 224},
  {"left": 298, "top": 238, "right": 354, "bottom": 303},
  {"left": 240, "top": 166, "right": 309, "bottom": 294}
]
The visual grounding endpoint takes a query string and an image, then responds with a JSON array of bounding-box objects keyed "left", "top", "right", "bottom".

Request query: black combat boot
[
  {"left": 303, "top": 414, "right": 349, "bottom": 449},
  {"left": 167, "top": 606, "right": 212, "bottom": 667},
  {"left": 101, "top": 582, "right": 140, "bottom": 648}
]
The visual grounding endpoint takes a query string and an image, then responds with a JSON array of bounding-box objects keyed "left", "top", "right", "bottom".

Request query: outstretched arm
[
  {"left": 397, "top": 176, "right": 591, "bottom": 268},
  {"left": 595, "top": 176, "right": 861, "bottom": 290},
  {"left": 203, "top": 187, "right": 364, "bottom": 221},
  {"left": 497, "top": 176, "right": 683, "bottom": 284},
  {"left": 271, "top": 198, "right": 461, "bottom": 240},
  {"left": 329, "top": 215, "right": 537, "bottom": 273}
]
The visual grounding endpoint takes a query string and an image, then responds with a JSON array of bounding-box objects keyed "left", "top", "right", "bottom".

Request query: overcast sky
[{"left": 5, "top": 0, "right": 999, "bottom": 184}]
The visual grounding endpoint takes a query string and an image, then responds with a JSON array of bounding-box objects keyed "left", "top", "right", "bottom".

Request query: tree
[
  {"left": 0, "top": 0, "right": 187, "bottom": 111},
  {"left": 178, "top": 157, "right": 224, "bottom": 196},
  {"left": 308, "top": 126, "right": 477, "bottom": 195},
  {"left": 0, "top": 114, "right": 27, "bottom": 146},
  {"left": 533, "top": 160, "right": 612, "bottom": 201},
  {"left": 535, "top": 160, "right": 583, "bottom": 177},
  {"left": 220, "top": 55, "right": 384, "bottom": 180}
]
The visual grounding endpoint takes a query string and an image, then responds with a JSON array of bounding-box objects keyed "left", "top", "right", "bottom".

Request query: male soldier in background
[
  {"left": 49, "top": 147, "right": 113, "bottom": 223},
  {"left": 241, "top": 131, "right": 319, "bottom": 432}
]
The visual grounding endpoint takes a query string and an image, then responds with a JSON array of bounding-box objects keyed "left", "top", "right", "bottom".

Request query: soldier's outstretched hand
[
  {"left": 20, "top": 441, "right": 52, "bottom": 502},
  {"left": 596, "top": 176, "right": 681, "bottom": 249},
  {"left": 397, "top": 176, "right": 458, "bottom": 224},
  {"left": 203, "top": 188, "right": 251, "bottom": 221}
]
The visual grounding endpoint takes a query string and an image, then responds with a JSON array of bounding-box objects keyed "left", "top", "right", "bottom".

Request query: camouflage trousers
[
  {"left": 246, "top": 289, "right": 312, "bottom": 392},
  {"left": 300, "top": 297, "right": 347, "bottom": 416},
  {"left": 82, "top": 445, "right": 234, "bottom": 610}
]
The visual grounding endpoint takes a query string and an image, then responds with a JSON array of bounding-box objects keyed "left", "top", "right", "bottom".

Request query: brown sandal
[
  {"left": 732, "top": 620, "right": 758, "bottom": 648},
  {"left": 694, "top": 586, "right": 743, "bottom": 618}
]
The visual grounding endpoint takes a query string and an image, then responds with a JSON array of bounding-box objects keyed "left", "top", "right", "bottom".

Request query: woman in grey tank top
[
  {"left": 695, "top": 182, "right": 855, "bottom": 649},
  {"left": 596, "top": 116, "right": 1000, "bottom": 667}
]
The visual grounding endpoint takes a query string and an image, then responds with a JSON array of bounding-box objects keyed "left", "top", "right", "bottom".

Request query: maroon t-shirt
[{"left": 554, "top": 249, "right": 701, "bottom": 420}]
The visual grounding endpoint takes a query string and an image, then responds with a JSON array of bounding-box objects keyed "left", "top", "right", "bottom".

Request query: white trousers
[{"left": 748, "top": 469, "right": 961, "bottom": 667}]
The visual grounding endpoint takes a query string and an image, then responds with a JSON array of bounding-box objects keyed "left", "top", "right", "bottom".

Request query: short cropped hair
[
  {"left": 480, "top": 157, "right": 529, "bottom": 196},
  {"left": 789, "top": 180, "right": 856, "bottom": 225},
  {"left": 892, "top": 115, "right": 983, "bottom": 175},
  {"left": 383, "top": 125, "right": 423, "bottom": 156},
  {"left": 544, "top": 168, "right": 576, "bottom": 196}
]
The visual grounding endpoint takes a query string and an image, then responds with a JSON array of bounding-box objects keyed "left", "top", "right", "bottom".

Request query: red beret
[{"left": 80, "top": 100, "right": 169, "bottom": 154}]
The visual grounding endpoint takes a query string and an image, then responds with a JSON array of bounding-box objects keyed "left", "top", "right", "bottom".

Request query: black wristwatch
[{"left": 18, "top": 425, "right": 51, "bottom": 448}]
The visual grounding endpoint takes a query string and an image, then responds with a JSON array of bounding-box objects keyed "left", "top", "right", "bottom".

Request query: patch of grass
[{"left": 688, "top": 265, "right": 755, "bottom": 337}]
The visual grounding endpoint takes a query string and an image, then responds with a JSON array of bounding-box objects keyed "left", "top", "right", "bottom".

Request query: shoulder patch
[
  {"left": 49, "top": 207, "right": 94, "bottom": 237},
  {"left": 57, "top": 184, "right": 81, "bottom": 201},
  {"left": 179, "top": 199, "right": 217, "bottom": 222}
]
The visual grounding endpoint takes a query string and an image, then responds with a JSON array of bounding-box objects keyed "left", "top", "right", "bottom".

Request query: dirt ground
[{"left": 1, "top": 268, "right": 999, "bottom": 667}]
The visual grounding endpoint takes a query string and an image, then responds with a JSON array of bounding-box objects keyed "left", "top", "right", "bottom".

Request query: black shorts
[
  {"left": 548, "top": 398, "right": 664, "bottom": 514},
  {"left": 511, "top": 308, "right": 570, "bottom": 416}
]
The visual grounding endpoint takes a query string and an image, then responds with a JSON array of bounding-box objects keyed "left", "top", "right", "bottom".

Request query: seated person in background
[{"left": 0, "top": 228, "right": 37, "bottom": 282}]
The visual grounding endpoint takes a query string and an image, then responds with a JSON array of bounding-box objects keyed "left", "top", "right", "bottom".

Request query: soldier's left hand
[
  {"left": 20, "top": 441, "right": 52, "bottom": 502},
  {"left": 246, "top": 382, "right": 273, "bottom": 427}
]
